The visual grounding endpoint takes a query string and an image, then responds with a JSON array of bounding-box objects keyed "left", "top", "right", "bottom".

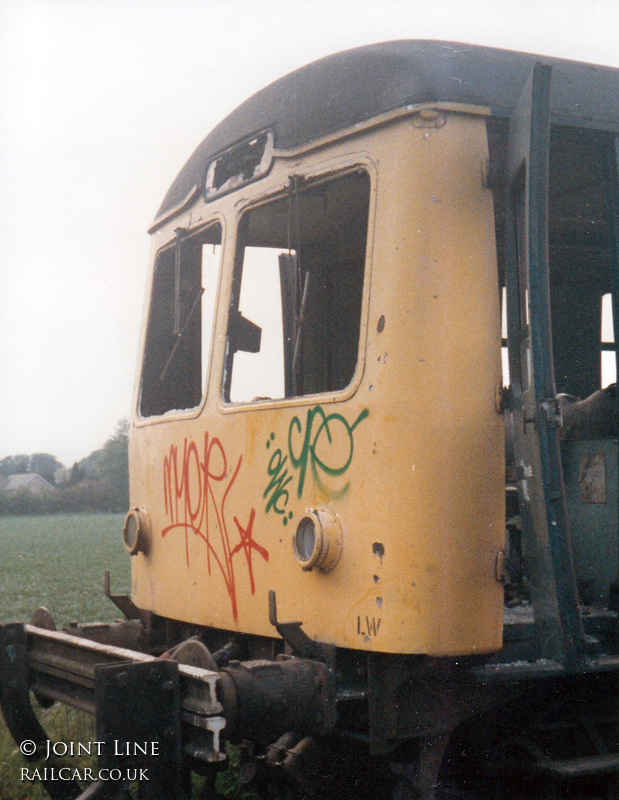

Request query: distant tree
[
  {"left": 60, "top": 479, "right": 115, "bottom": 513},
  {"left": 78, "top": 449, "right": 104, "bottom": 480},
  {"left": 96, "top": 419, "right": 129, "bottom": 512},
  {"left": 0, "top": 486, "right": 61, "bottom": 516},
  {"left": 54, "top": 466, "right": 70, "bottom": 485},
  {"left": 29, "top": 453, "right": 64, "bottom": 484},
  {"left": 0, "top": 454, "right": 29, "bottom": 476},
  {"left": 70, "top": 462, "right": 84, "bottom": 485},
  {"left": 0, "top": 422, "right": 129, "bottom": 515}
]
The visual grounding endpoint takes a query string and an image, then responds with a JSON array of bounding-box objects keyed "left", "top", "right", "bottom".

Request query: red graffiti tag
[{"left": 162, "top": 433, "right": 268, "bottom": 621}]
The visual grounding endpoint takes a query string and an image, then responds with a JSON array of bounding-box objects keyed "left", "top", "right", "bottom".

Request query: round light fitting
[
  {"left": 122, "top": 507, "right": 151, "bottom": 556},
  {"left": 292, "top": 507, "right": 343, "bottom": 573}
]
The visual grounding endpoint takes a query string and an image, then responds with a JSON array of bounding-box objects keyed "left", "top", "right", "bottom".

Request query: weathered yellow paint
[{"left": 129, "top": 110, "right": 504, "bottom": 656}]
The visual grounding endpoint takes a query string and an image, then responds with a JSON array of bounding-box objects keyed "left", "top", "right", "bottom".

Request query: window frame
[
  {"left": 136, "top": 216, "right": 226, "bottom": 421},
  {"left": 601, "top": 291, "right": 617, "bottom": 388},
  {"left": 219, "top": 160, "right": 376, "bottom": 413}
]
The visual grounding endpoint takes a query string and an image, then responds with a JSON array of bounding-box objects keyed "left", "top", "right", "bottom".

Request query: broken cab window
[
  {"left": 205, "top": 131, "right": 274, "bottom": 201},
  {"left": 139, "top": 222, "right": 222, "bottom": 417},
  {"left": 601, "top": 292, "right": 616, "bottom": 389},
  {"left": 223, "top": 169, "right": 370, "bottom": 404}
]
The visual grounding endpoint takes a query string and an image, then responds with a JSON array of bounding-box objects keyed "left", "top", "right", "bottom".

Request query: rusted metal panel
[
  {"left": 562, "top": 439, "right": 618, "bottom": 605},
  {"left": 579, "top": 452, "right": 607, "bottom": 504},
  {"left": 21, "top": 625, "right": 225, "bottom": 763}
]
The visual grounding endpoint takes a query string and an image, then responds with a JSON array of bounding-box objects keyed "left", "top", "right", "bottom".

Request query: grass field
[
  {"left": 0, "top": 514, "right": 130, "bottom": 799},
  {"left": 0, "top": 515, "right": 248, "bottom": 800},
  {"left": 0, "top": 513, "right": 130, "bottom": 628}
]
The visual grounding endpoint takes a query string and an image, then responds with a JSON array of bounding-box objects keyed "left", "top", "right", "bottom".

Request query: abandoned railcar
[{"left": 1, "top": 40, "right": 618, "bottom": 800}]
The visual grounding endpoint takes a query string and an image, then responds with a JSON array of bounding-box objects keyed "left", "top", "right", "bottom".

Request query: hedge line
[{"left": 0, "top": 480, "right": 128, "bottom": 516}]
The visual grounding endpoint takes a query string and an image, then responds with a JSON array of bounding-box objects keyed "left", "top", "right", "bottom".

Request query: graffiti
[
  {"left": 264, "top": 406, "right": 368, "bottom": 525},
  {"left": 264, "top": 435, "right": 294, "bottom": 523},
  {"left": 162, "top": 434, "right": 269, "bottom": 622}
]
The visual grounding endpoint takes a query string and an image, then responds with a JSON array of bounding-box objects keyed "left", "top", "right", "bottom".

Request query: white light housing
[
  {"left": 122, "top": 507, "right": 151, "bottom": 555},
  {"left": 292, "top": 507, "right": 343, "bottom": 573}
]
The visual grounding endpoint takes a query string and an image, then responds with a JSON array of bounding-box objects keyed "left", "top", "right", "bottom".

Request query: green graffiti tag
[
  {"left": 265, "top": 433, "right": 294, "bottom": 517},
  {"left": 264, "top": 406, "right": 368, "bottom": 525}
]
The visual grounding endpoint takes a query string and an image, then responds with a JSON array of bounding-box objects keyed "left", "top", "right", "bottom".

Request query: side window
[
  {"left": 601, "top": 292, "right": 616, "bottom": 388},
  {"left": 501, "top": 286, "right": 509, "bottom": 385},
  {"left": 223, "top": 170, "right": 370, "bottom": 404},
  {"left": 139, "top": 223, "right": 222, "bottom": 417}
]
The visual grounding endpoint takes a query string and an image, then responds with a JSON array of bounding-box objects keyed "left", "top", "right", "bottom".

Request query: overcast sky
[{"left": 1, "top": 0, "right": 618, "bottom": 467}]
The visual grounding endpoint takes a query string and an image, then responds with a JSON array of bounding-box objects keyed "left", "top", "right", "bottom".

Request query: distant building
[{"left": 0, "top": 473, "right": 57, "bottom": 498}]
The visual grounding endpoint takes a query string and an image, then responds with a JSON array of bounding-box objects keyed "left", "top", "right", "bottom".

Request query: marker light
[
  {"left": 122, "top": 507, "right": 151, "bottom": 556},
  {"left": 292, "top": 508, "right": 343, "bottom": 573}
]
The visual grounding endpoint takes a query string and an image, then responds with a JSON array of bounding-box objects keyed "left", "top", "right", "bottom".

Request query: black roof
[{"left": 155, "top": 40, "right": 619, "bottom": 223}]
